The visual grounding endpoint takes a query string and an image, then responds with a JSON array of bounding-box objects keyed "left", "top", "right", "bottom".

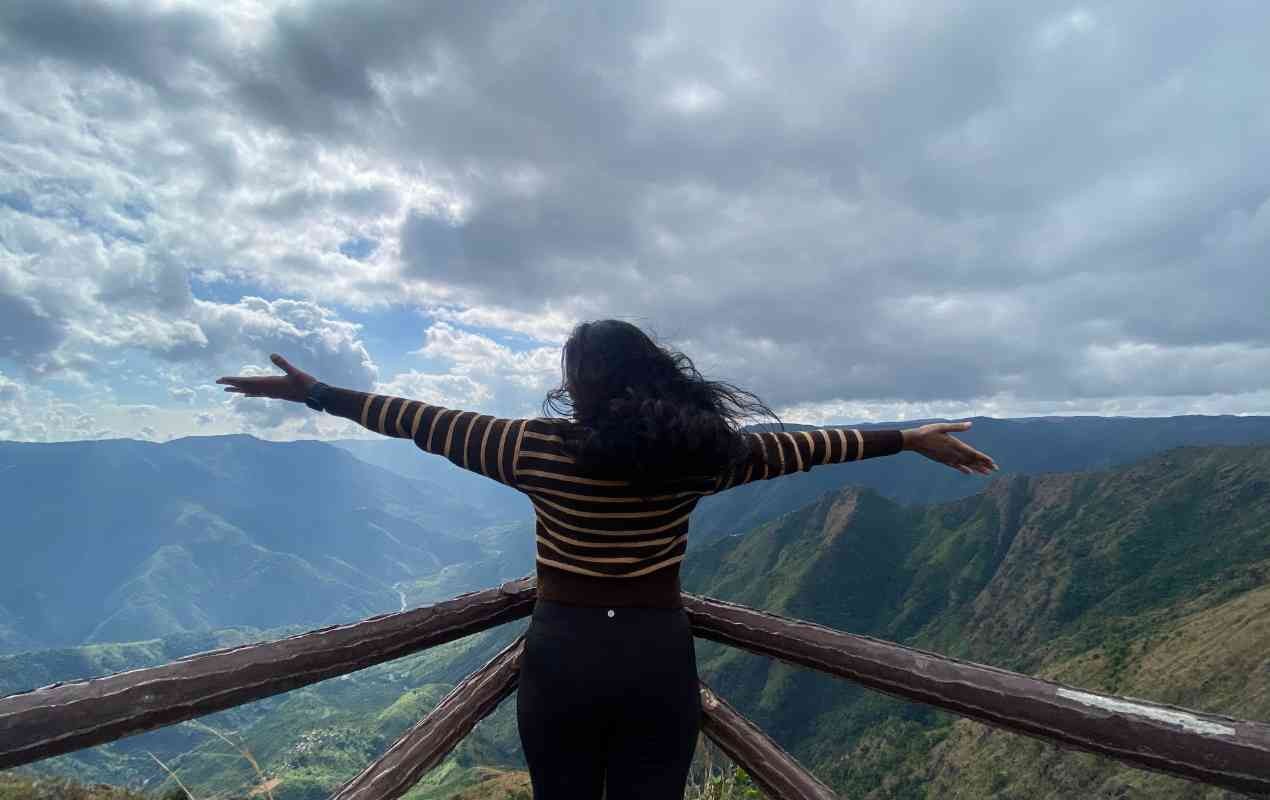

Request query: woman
[{"left": 217, "top": 318, "right": 998, "bottom": 799}]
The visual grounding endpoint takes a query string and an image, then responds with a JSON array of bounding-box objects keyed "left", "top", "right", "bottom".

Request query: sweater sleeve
[
  {"left": 322, "top": 386, "right": 529, "bottom": 490},
  {"left": 711, "top": 427, "right": 904, "bottom": 493}
]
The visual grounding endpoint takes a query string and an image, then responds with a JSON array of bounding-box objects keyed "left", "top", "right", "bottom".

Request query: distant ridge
[{"left": 0, "top": 435, "right": 503, "bottom": 654}]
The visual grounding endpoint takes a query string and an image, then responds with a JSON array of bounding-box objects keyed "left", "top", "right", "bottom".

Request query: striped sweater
[{"left": 324, "top": 387, "right": 905, "bottom": 608}]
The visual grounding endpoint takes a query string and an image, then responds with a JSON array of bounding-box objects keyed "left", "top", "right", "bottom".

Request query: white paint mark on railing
[{"left": 1057, "top": 688, "right": 1236, "bottom": 736}]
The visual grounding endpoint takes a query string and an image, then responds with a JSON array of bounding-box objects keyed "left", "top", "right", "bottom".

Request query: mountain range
[{"left": 4, "top": 415, "right": 1269, "bottom": 799}]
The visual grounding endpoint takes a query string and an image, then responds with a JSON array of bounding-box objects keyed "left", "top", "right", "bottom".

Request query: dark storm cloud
[
  {"left": 383, "top": 1, "right": 1269, "bottom": 407},
  {"left": 0, "top": 0, "right": 223, "bottom": 105},
  {"left": 401, "top": 187, "right": 640, "bottom": 297}
]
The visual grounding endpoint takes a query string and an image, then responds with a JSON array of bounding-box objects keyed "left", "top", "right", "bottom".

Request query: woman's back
[
  {"left": 514, "top": 416, "right": 905, "bottom": 609},
  {"left": 517, "top": 417, "right": 718, "bottom": 608}
]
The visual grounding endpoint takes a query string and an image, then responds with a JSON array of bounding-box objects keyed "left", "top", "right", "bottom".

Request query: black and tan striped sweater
[{"left": 324, "top": 387, "right": 904, "bottom": 609}]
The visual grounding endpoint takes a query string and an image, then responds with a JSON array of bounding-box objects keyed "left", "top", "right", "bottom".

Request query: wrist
[
  {"left": 304, "top": 381, "right": 330, "bottom": 412},
  {"left": 900, "top": 428, "right": 916, "bottom": 450}
]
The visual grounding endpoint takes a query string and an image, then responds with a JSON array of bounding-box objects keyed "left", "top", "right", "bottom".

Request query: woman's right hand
[
  {"left": 216, "top": 353, "right": 317, "bottom": 404},
  {"left": 901, "top": 421, "right": 998, "bottom": 475}
]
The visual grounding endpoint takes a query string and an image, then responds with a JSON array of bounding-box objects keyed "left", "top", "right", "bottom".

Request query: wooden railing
[{"left": 2, "top": 574, "right": 1268, "bottom": 799}]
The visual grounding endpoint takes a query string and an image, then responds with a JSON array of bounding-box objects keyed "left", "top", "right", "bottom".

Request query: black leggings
[{"left": 517, "top": 599, "right": 703, "bottom": 799}]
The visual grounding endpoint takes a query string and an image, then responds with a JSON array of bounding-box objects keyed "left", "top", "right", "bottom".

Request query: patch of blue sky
[
  {"left": 91, "top": 351, "right": 179, "bottom": 406},
  {"left": 338, "top": 236, "right": 378, "bottom": 261},
  {"left": 188, "top": 271, "right": 280, "bottom": 305}
]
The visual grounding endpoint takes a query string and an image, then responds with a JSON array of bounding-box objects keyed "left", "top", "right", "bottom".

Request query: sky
[{"left": 1, "top": 1, "right": 1268, "bottom": 443}]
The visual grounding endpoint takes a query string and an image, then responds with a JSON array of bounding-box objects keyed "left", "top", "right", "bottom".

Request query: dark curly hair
[{"left": 540, "top": 319, "right": 784, "bottom": 494}]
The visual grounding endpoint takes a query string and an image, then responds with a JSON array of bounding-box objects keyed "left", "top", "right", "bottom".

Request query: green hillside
[
  {"left": 3, "top": 616, "right": 534, "bottom": 800},
  {"left": 681, "top": 443, "right": 1270, "bottom": 799},
  {"left": 0, "top": 773, "right": 149, "bottom": 800}
]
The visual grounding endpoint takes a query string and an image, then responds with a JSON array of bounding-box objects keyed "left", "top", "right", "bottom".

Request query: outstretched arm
[
  {"left": 711, "top": 421, "right": 997, "bottom": 494},
  {"left": 320, "top": 386, "right": 526, "bottom": 488},
  {"left": 713, "top": 427, "right": 903, "bottom": 493},
  {"left": 217, "top": 354, "right": 528, "bottom": 489}
]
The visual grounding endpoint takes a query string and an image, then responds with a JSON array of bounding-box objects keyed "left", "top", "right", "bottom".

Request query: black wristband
[{"left": 304, "top": 382, "right": 331, "bottom": 412}]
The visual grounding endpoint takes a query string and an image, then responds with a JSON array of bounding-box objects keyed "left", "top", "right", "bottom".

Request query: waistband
[
  {"left": 533, "top": 599, "right": 690, "bottom": 617},
  {"left": 532, "top": 597, "right": 690, "bottom": 625},
  {"left": 534, "top": 562, "right": 684, "bottom": 609}
]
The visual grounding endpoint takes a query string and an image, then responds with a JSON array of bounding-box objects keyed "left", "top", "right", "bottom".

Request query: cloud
[
  {"left": 0, "top": 373, "right": 103, "bottom": 442},
  {"left": 359, "top": 322, "right": 563, "bottom": 417},
  {"left": 410, "top": 322, "right": 559, "bottom": 391},
  {"left": 374, "top": 371, "right": 493, "bottom": 408},
  {"left": 0, "top": 372, "right": 22, "bottom": 440},
  {"left": 0, "top": 0, "right": 1267, "bottom": 434},
  {"left": 0, "top": 0, "right": 224, "bottom": 98},
  {"left": 0, "top": 372, "right": 22, "bottom": 405},
  {"left": 0, "top": 260, "right": 69, "bottom": 366},
  {"left": 195, "top": 296, "right": 378, "bottom": 432},
  {"left": 193, "top": 297, "right": 377, "bottom": 385}
]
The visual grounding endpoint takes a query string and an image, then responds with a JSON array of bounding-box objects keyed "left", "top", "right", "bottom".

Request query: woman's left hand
[
  {"left": 217, "top": 353, "right": 317, "bottom": 403},
  {"left": 902, "top": 421, "right": 998, "bottom": 475}
]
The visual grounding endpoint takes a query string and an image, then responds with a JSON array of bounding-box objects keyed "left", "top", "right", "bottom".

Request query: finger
[
  {"left": 938, "top": 421, "right": 972, "bottom": 432},
  {"left": 271, "top": 353, "right": 295, "bottom": 375},
  {"left": 954, "top": 464, "right": 971, "bottom": 475},
  {"left": 952, "top": 438, "right": 989, "bottom": 460}
]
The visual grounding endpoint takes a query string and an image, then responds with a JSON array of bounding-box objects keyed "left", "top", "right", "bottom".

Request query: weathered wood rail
[{"left": 2, "top": 573, "right": 1268, "bottom": 799}]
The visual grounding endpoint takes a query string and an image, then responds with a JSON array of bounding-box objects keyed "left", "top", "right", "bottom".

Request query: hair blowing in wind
[{"left": 541, "top": 319, "right": 784, "bottom": 489}]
